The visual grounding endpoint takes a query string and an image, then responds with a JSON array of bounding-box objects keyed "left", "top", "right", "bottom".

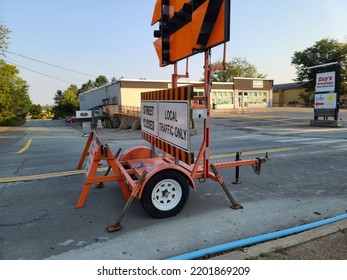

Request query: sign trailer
[{"left": 76, "top": 0, "right": 269, "bottom": 231}]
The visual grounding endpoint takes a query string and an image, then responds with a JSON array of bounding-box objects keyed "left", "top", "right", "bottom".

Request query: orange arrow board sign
[{"left": 152, "top": 0, "right": 230, "bottom": 66}]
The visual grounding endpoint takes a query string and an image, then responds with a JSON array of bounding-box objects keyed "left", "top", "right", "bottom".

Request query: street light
[{"left": 308, "top": 52, "right": 329, "bottom": 64}]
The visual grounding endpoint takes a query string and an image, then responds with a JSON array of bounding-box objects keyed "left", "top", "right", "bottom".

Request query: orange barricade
[{"left": 75, "top": 131, "right": 123, "bottom": 208}]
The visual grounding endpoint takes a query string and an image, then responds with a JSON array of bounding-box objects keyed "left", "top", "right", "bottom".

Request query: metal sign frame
[{"left": 311, "top": 62, "right": 341, "bottom": 120}]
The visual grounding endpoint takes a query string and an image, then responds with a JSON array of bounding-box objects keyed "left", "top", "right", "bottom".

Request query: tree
[
  {"left": 208, "top": 57, "right": 267, "bottom": 82},
  {"left": 52, "top": 90, "right": 64, "bottom": 118},
  {"left": 0, "top": 60, "right": 32, "bottom": 125},
  {"left": 78, "top": 79, "right": 94, "bottom": 94},
  {"left": 77, "top": 75, "right": 108, "bottom": 95},
  {"left": 61, "top": 84, "right": 79, "bottom": 109},
  {"left": 51, "top": 75, "right": 109, "bottom": 118},
  {"left": 52, "top": 85, "right": 79, "bottom": 119},
  {"left": 0, "top": 24, "right": 10, "bottom": 56},
  {"left": 0, "top": 24, "right": 32, "bottom": 125},
  {"left": 30, "top": 104, "right": 43, "bottom": 119},
  {"left": 291, "top": 38, "right": 347, "bottom": 95},
  {"left": 94, "top": 75, "right": 108, "bottom": 87}
]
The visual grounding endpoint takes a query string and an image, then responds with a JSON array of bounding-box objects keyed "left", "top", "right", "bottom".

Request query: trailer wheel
[{"left": 141, "top": 170, "right": 189, "bottom": 218}]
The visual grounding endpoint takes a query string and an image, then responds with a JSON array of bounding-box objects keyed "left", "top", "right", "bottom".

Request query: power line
[
  {"left": 5, "top": 56, "right": 64, "bottom": 76},
  {"left": 4, "top": 59, "right": 82, "bottom": 85},
  {"left": 4, "top": 50, "right": 97, "bottom": 78}
]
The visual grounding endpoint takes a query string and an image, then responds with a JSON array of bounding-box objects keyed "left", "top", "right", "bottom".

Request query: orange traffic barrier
[{"left": 76, "top": 131, "right": 123, "bottom": 208}]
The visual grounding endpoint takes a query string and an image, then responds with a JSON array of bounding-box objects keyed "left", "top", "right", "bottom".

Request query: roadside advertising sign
[
  {"left": 315, "top": 71, "right": 336, "bottom": 93},
  {"left": 314, "top": 92, "right": 337, "bottom": 109},
  {"left": 311, "top": 62, "right": 340, "bottom": 121}
]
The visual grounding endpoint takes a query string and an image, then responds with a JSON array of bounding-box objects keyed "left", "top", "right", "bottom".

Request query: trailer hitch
[{"left": 251, "top": 152, "right": 269, "bottom": 175}]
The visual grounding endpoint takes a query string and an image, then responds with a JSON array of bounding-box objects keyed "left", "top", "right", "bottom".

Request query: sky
[{"left": 1, "top": 0, "right": 347, "bottom": 105}]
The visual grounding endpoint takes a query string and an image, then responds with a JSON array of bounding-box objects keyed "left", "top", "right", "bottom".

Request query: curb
[{"left": 211, "top": 219, "right": 347, "bottom": 260}]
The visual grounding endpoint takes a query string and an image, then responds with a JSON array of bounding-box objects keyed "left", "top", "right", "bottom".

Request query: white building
[{"left": 79, "top": 78, "right": 274, "bottom": 111}]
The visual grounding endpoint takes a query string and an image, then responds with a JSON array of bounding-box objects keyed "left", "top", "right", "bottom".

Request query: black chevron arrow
[{"left": 196, "top": 0, "right": 224, "bottom": 48}]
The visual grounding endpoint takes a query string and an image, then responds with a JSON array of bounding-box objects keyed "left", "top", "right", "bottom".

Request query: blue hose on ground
[{"left": 166, "top": 213, "right": 347, "bottom": 260}]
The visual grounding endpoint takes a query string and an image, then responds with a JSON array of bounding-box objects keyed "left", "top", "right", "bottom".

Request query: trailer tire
[{"left": 141, "top": 170, "right": 189, "bottom": 218}]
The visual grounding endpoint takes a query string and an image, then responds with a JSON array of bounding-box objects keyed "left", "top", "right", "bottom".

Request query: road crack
[{"left": 0, "top": 214, "right": 48, "bottom": 227}]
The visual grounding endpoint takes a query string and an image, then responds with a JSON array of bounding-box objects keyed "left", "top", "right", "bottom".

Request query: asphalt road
[{"left": 0, "top": 108, "right": 346, "bottom": 260}]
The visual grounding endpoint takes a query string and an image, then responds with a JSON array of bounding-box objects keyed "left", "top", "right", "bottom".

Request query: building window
[
  {"left": 193, "top": 89, "right": 234, "bottom": 106},
  {"left": 248, "top": 91, "right": 267, "bottom": 104},
  {"left": 212, "top": 90, "right": 233, "bottom": 105}
]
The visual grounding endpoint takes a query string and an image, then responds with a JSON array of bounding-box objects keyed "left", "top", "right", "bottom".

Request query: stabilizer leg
[
  {"left": 210, "top": 164, "right": 243, "bottom": 210},
  {"left": 107, "top": 171, "right": 148, "bottom": 232}
]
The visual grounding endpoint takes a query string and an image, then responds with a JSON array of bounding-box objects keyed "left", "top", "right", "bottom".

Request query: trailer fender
[{"left": 119, "top": 146, "right": 159, "bottom": 162}]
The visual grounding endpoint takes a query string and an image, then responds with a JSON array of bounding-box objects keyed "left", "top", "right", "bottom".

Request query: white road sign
[
  {"left": 158, "top": 101, "right": 190, "bottom": 151},
  {"left": 141, "top": 100, "right": 190, "bottom": 152},
  {"left": 141, "top": 101, "right": 158, "bottom": 136},
  {"left": 76, "top": 110, "right": 92, "bottom": 118}
]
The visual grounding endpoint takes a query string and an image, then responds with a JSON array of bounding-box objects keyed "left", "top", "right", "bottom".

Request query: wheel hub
[
  {"left": 161, "top": 188, "right": 170, "bottom": 198},
  {"left": 152, "top": 179, "right": 182, "bottom": 211}
]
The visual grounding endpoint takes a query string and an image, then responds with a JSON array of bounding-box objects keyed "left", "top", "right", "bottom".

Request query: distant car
[{"left": 65, "top": 116, "right": 77, "bottom": 123}]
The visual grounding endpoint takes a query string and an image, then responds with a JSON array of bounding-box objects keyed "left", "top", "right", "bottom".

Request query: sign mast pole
[{"left": 203, "top": 50, "right": 211, "bottom": 179}]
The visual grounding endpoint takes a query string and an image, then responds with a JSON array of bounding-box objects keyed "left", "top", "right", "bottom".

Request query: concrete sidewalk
[{"left": 211, "top": 219, "right": 347, "bottom": 260}]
